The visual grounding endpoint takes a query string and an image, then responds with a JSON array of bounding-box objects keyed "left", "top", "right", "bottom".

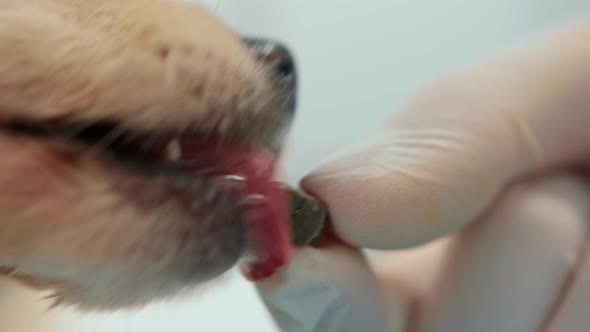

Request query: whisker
[
  {"left": 57, "top": 121, "right": 98, "bottom": 141},
  {"left": 42, "top": 293, "right": 60, "bottom": 301},
  {"left": 93, "top": 124, "right": 128, "bottom": 150}
]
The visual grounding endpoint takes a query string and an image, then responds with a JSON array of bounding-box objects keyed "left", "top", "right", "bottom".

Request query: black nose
[
  {"left": 242, "top": 37, "right": 297, "bottom": 86},
  {"left": 241, "top": 38, "right": 297, "bottom": 153}
]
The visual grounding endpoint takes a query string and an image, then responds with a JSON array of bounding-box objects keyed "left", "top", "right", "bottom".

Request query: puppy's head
[{"left": 0, "top": 0, "right": 297, "bottom": 310}]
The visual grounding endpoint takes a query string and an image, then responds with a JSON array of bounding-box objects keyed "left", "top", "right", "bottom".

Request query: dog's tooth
[
  {"left": 166, "top": 139, "right": 181, "bottom": 161},
  {"left": 223, "top": 175, "right": 246, "bottom": 182},
  {"left": 238, "top": 194, "right": 267, "bottom": 207},
  {"left": 215, "top": 174, "right": 247, "bottom": 190}
]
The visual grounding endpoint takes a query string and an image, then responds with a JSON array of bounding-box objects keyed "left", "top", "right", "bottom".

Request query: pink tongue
[{"left": 179, "top": 139, "right": 292, "bottom": 281}]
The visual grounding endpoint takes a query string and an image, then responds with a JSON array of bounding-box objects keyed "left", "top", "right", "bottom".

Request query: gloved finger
[
  {"left": 416, "top": 174, "right": 590, "bottom": 332},
  {"left": 367, "top": 237, "right": 454, "bottom": 332},
  {"left": 543, "top": 237, "right": 590, "bottom": 331},
  {"left": 255, "top": 237, "right": 408, "bottom": 332},
  {"left": 301, "top": 19, "right": 590, "bottom": 250}
]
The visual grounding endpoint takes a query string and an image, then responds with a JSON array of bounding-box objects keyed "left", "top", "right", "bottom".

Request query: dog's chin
[
  {"left": 0, "top": 257, "right": 236, "bottom": 312},
  {"left": 0, "top": 266, "right": 211, "bottom": 312}
]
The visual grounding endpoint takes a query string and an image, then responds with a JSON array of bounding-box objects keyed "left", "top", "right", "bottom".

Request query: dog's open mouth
[{"left": 1, "top": 117, "right": 293, "bottom": 282}]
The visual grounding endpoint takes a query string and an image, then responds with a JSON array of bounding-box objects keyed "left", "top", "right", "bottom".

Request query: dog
[{"left": 0, "top": 0, "right": 297, "bottom": 321}]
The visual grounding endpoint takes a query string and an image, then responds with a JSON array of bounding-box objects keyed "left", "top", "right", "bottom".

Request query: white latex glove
[{"left": 258, "top": 18, "right": 590, "bottom": 332}]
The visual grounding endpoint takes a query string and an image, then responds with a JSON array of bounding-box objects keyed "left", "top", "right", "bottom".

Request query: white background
[{"left": 37, "top": 0, "right": 590, "bottom": 331}]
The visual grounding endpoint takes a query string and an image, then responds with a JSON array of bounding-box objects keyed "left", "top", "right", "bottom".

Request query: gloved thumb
[{"left": 301, "top": 19, "right": 590, "bottom": 250}]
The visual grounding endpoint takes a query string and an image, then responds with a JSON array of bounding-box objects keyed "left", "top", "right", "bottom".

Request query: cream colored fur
[{"left": 0, "top": 0, "right": 287, "bottom": 320}]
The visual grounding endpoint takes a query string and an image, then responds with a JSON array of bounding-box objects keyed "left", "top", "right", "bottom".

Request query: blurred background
[{"left": 9, "top": 0, "right": 590, "bottom": 331}]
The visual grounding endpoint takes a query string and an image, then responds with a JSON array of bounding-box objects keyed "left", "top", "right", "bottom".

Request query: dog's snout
[
  {"left": 242, "top": 37, "right": 297, "bottom": 129},
  {"left": 242, "top": 37, "right": 297, "bottom": 87}
]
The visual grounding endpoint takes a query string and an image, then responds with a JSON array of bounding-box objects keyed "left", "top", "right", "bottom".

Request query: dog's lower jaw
[{"left": 0, "top": 140, "right": 247, "bottom": 310}]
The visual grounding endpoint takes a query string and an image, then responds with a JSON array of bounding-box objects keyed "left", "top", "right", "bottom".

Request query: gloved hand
[{"left": 257, "top": 18, "right": 590, "bottom": 332}]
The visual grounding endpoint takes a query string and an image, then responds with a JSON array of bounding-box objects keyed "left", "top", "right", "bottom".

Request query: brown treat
[{"left": 289, "top": 187, "right": 328, "bottom": 246}]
